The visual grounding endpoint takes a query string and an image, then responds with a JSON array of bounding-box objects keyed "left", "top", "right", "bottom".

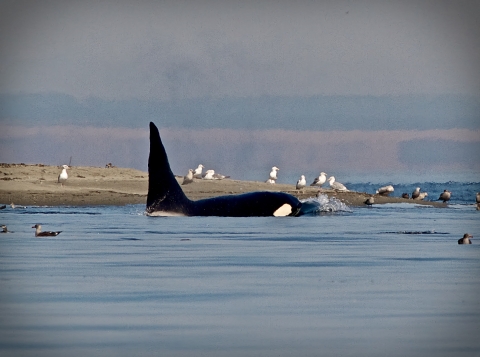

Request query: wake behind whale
[{"left": 146, "top": 122, "right": 303, "bottom": 217}]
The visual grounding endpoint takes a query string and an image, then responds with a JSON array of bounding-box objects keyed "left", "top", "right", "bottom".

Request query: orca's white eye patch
[{"left": 273, "top": 204, "right": 292, "bottom": 217}]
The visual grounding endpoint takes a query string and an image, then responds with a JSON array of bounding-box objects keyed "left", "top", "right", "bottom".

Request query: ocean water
[{"left": 0, "top": 182, "right": 479, "bottom": 357}]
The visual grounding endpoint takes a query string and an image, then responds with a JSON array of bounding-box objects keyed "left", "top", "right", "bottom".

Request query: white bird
[
  {"left": 182, "top": 169, "right": 194, "bottom": 185},
  {"left": 57, "top": 165, "right": 69, "bottom": 186},
  {"left": 327, "top": 176, "right": 348, "bottom": 191},
  {"left": 212, "top": 172, "right": 230, "bottom": 180},
  {"left": 265, "top": 178, "right": 276, "bottom": 184},
  {"left": 376, "top": 185, "right": 394, "bottom": 196},
  {"left": 364, "top": 196, "right": 375, "bottom": 206},
  {"left": 411, "top": 187, "right": 421, "bottom": 200},
  {"left": 310, "top": 172, "right": 327, "bottom": 187},
  {"left": 416, "top": 192, "right": 428, "bottom": 200},
  {"left": 203, "top": 170, "right": 215, "bottom": 180},
  {"left": 193, "top": 164, "right": 205, "bottom": 179},
  {"left": 269, "top": 166, "right": 279, "bottom": 180},
  {"left": 412, "top": 188, "right": 428, "bottom": 200},
  {"left": 296, "top": 175, "right": 306, "bottom": 190}
]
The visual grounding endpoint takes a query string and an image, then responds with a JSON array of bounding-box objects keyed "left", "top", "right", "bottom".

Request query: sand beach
[{"left": 0, "top": 163, "right": 446, "bottom": 208}]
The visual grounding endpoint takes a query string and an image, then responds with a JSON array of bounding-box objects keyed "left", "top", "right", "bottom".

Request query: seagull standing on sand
[
  {"left": 203, "top": 170, "right": 215, "bottom": 180},
  {"left": 296, "top": 175, "right": 306, "bottom": 191},
  {"left": 458, "top": 233, "right": 473, "bottom": 245},
  {"left": 416, "top": 192, "right": 428, "bottom": 200},
  {"left": 182, "top": 169, "right": 194, "bottom": 185},
  {"left": 412, "top": 187, "right": 421, "bottom": 199},
  {"left": 269, "top": 166, "right": 279, "bottom": 181},
  {"left": 376, "top": 185, "right": 394, "bottom": 196},
  {"left": 32, "top": 224, "right": 62, "bottom": 237},
  {"left": 327, "top": 176, "right": 349, "bottom": 191},
  {"left": 438, "top": 190, "right": 451, "bottom": 203},
  {"left": 57, "top": 165, "right": 69, "bottom": 186},
  {"left": 193, "top": 164, "right": 205, "bottom": 179},
  {"left": 364, "top": 196, "right": 374, "bottom": 206},
  {"left": 310, "top": 172, "right": 327, "bottom": 187}
]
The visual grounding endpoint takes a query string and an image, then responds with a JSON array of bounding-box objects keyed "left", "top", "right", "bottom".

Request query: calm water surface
[{"left": 0, "top": 192, "right": 479, "bottom": 357}]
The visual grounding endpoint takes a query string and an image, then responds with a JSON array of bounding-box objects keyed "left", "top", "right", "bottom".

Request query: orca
[{"left": 146, "top": 122, "right": 303, "bottom": 217}]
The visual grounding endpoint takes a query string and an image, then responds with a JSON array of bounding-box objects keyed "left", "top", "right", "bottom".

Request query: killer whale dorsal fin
[{"left": 146, "top": 122, "right": 190, "bottom": 213}]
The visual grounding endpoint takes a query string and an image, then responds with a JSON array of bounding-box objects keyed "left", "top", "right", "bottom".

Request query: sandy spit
[{"left": 0, "top": 164, "right": 446, "bottom": 208}]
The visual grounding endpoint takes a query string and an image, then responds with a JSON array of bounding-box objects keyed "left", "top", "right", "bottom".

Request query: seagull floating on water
[
  {"left": 57, "top": 165, "right": 69, "bottom": 186},
  {"left": 310, "top": 172, "right": 327, "bottom": 187},
  {"left": 327, "top": 176, "right": 349, "bottom": 191},
  {"left": 458, "top": 233, "right": 473, "bottom": 245},
  {"left": 32, "top": 224, "right": 62, "bottom": 237}
]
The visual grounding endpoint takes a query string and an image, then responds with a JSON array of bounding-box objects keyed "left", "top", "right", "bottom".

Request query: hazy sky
[{"left": 1, "top": 1, "right": 479, "bottom": 182}]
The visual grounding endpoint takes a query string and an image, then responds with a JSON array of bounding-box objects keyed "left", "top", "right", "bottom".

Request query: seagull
[
  {"left": 203, "top": 170, "right": 215, "bottom": 180},
  {"left": 327, "top": 176, "right": 349, "bottom": 191},
  {"left": 411, "top": 187, "right": 421, "bottom": 200},
  {"left": 458, "top": 233, "right": 473, "bottom": 245},
  {"left": 212, "top": 172, "right": 230, "bottom": 180},
  {"left": 57, "top": 165, "right": 69, "bottom": 186},
  {"left": 416, "top": 192, "right": 428, "bottom": 200},
  {"left": 182, "top": 169, "right": 194, "bottom": 185},
  {"left": 364, "top": 196, "right": 374, "bottom": 206},
  {"left": 310, "top": 172, "right": 327, "bottom": 187},
  {"left": 438, "top": 190, "right": 451, "bottom": 203},
  {"left": 376, "top": 185, "right": 394, "bottom": 196},
  {"left": 32, "top": 224, "right": 62, "bottom": 237},
  {"left": 193, "top": 164, "right": 205, "bottom": 179},
  {"left": 269, "top": 166, "right": 279, "bottom": 181},
  {"left": 296, "top": 175, "right": 306, "bottom": 190},
  {"left": 1, "top": 225, "right": 12, "bottom": 233}
]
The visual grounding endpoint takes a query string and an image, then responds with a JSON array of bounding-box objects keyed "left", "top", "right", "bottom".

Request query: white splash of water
[{"left": 301, "top": 194, "right": 352, "bottom": 214}]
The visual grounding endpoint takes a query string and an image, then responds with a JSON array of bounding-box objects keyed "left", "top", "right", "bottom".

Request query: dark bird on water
[
  {"left": 458, "top": 233, "right": 473, "bottom": 245},
  {"left": 32, "top": 224, "right": 62, "bottom": 237}
]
